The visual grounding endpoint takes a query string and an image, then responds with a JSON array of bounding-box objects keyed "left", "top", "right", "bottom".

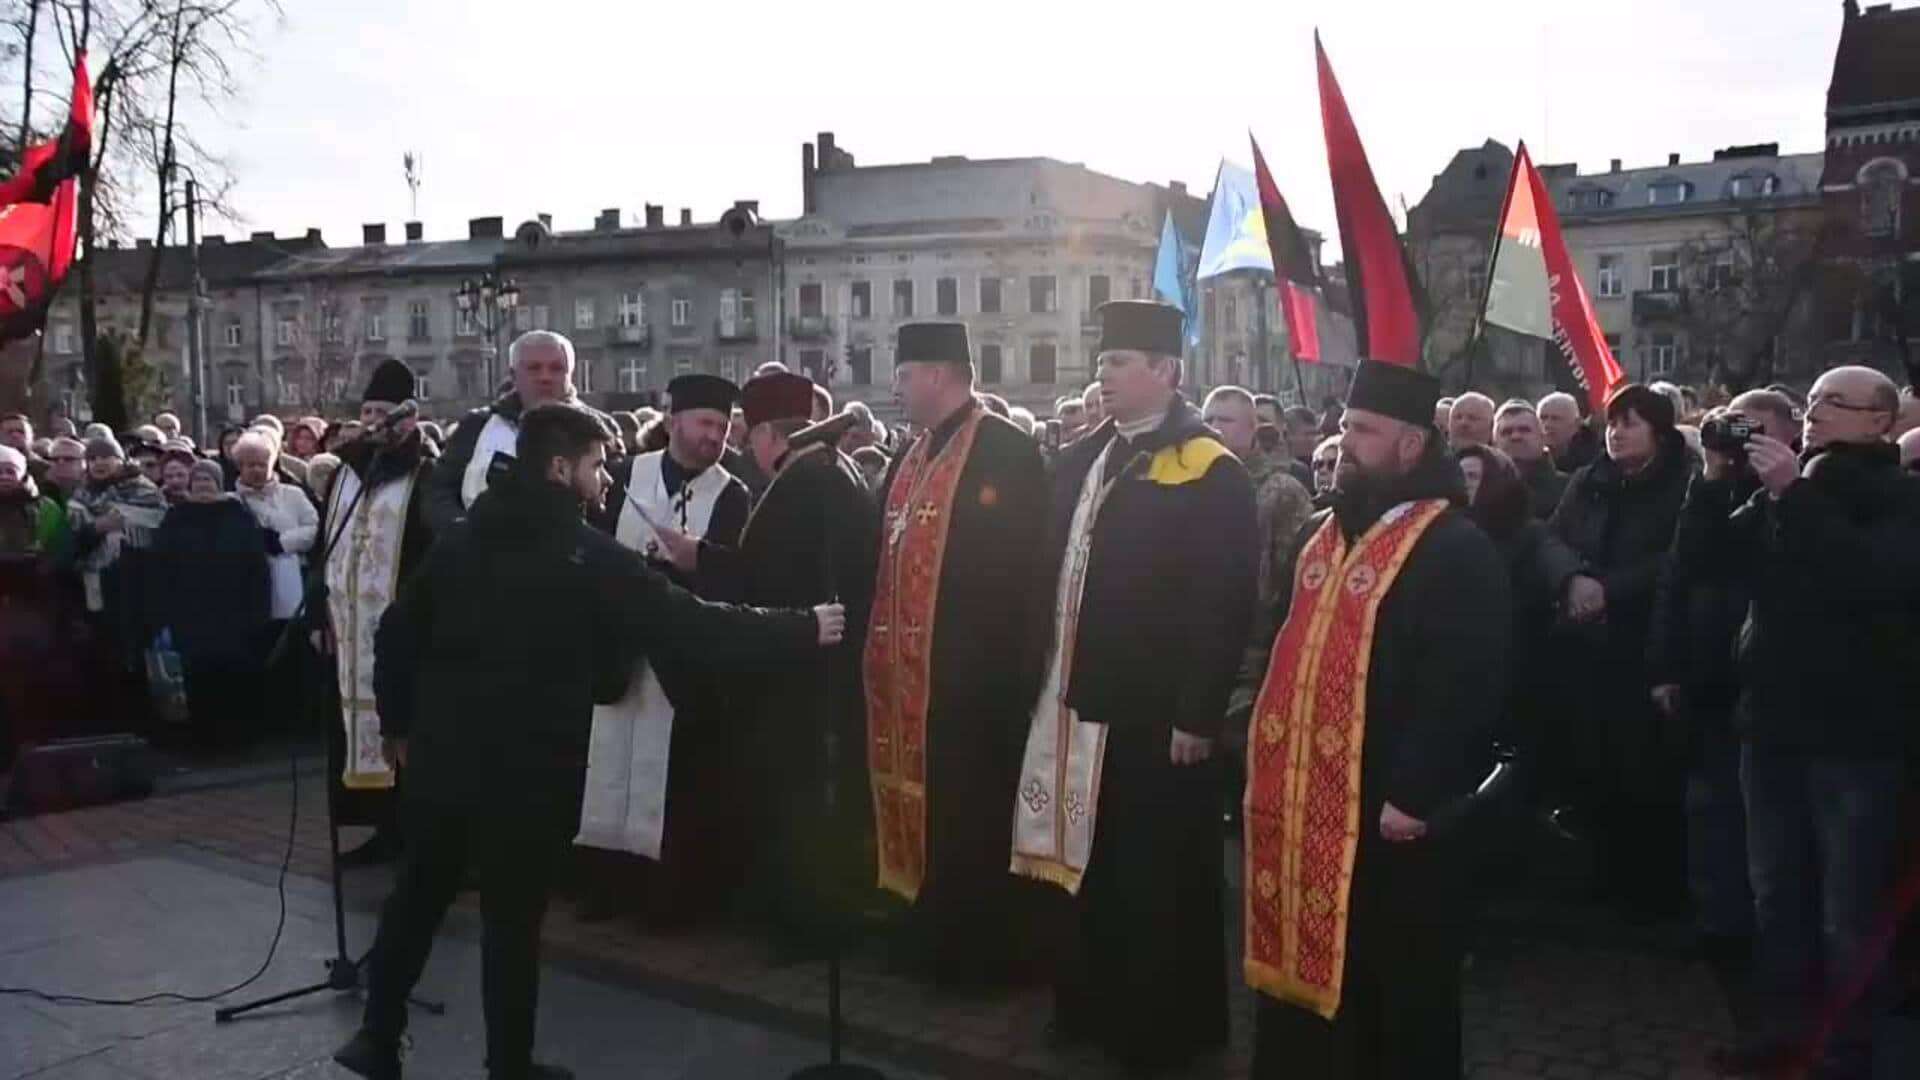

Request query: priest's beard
[{"left": 1331, "top": 460, "right": 1409, "bottom": 539}]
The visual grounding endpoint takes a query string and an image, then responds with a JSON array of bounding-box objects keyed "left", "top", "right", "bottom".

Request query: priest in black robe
[
  {"left": 317, "top": 359, "right": 436, "bottom": 867},
  {"left": 1244, "top": 361, "right": 1511, "bottom": 1079},
  {"left": 728, "top": 371, "right": 880, "bottom": 958},
  {"left": 865, "top": 322, "right": 1048, "bottom": 988},
  {"left": 1011, "top": 301, "right": 1258, "bottom": 1072}
]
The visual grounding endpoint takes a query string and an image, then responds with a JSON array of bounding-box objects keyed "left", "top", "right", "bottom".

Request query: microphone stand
[
  {"left": 216, "top": 430, "right": 444, "bottom": 1024},
  {"left": 790, "top": 442, "right": 884, "bottom": 1080}
]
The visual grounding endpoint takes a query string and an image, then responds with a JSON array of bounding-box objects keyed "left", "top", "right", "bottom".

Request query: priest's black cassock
[{"left": 725, "top": 373, "right": 879, "bottom": 954}]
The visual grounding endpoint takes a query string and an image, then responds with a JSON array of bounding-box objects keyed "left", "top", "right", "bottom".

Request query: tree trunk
[
  {"left": 136, "top": 11, "right": 188, "bottom": 347},
  {"left": 19, "top": 0, "right": 40, "bottom": 157}
]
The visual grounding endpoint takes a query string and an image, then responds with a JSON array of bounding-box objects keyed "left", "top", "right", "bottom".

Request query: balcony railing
[
  {"left": 716, "top": 317, "right": 758, "bottom": 343},
  {"left": 610, "top": 323, "right": 652, "bottom": 348},
  {"left": 789, "top": 314, "right": 833, "bottom": 340},
  {"left": 1632, "top": 289, "right": 1688, "bottom": 325}
]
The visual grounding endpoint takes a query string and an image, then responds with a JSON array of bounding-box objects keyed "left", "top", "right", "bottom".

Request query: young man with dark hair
[{"left": 335, "top": 402, "right": 845, "bottom": 1080}]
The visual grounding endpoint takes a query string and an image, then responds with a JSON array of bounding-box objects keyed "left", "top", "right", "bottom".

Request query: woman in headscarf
[{"left": 1548, "top": 384, "right": 1698, "bottom": 919}]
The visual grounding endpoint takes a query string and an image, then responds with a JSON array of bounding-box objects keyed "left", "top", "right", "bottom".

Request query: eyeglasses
[
  {"left": 1313, "top": 459, "right": 1338, "bottom": 471},
  {"left": 1806, "top": 393, "right": 1887, "bottom": 416}
]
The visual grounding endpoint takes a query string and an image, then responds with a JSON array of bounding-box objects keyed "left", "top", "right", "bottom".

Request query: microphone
[{"left": 371, "top": 400, "right": 419, "bottom": 432}]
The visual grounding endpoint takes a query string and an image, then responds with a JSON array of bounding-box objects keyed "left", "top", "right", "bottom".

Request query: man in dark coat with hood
[
  {"left": 1245, "top": 360, "right": 1511, "bottom": 1080},
  {"left": 334, "top": 403, "right": 843, "bottom": 1080},
  {"left": 317, "top": 358, "right": 437, "bottom": 867},
  {"left": 1011, "top": 300, "right": 1257, "bottom": 1072}
]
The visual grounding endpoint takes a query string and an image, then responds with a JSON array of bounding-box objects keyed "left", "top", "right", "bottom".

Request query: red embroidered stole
[
  {"left": 1243, "top": 499, "right": 1448, "bottom": 1018},
  {"left": 863, "top": 406, "right": 984, "bottom": 900}
]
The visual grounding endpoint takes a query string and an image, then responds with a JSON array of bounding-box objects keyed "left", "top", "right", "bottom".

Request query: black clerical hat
[
  {"left": 362, "top": 358, "right": 415, "bottom": 405},
  {"left": 1346, "top": 361, "right": 1440, "bottom": 429},
  {"left": 667, "top": 373, "right": 739, "bottom": 415},
  {"left": 741, "top": 372, "right": 816, "bottom": 428},
  {"left": 1096, "top": 300, "right": 1184, "bottom": 358},
  {"left": 896, "top": 322, "right": 972, "bottom": 369}
]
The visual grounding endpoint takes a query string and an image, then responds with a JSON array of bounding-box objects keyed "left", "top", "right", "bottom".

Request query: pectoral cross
[{"left": 887, "top": 510, "right": 909, "bottom": 548}]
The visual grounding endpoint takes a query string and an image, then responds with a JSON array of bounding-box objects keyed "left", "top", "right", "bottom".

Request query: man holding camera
[{"left": 1670, "top": 366, "right": 1920, "bottom": 1078}]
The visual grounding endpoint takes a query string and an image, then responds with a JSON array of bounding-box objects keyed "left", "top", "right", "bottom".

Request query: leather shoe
[{"left": 332, "top": 1028, "right": 401, "bottom": 1080}]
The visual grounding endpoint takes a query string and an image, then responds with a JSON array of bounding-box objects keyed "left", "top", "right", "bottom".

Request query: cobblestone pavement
[{"left": 0, "top": 764, "right": 1742, "bottom": 1079}]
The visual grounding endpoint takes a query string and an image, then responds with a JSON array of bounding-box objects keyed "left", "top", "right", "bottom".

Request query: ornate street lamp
[{"left": 455, "top": 272, "right": 520, "bottom": 392}]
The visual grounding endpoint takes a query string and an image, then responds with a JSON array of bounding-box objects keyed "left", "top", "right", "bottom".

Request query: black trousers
[{"left": 363, "top": 797, "right": 566, "bottom": 1077}]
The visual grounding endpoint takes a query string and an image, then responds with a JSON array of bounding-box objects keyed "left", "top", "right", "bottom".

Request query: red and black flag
[
  {"left": 1316, "top": 33, "right": 1424, "bottom": 368},
  {"left": 0, "top": 54, "right": 92, "bottom": 344},
  {"left": 1250, "top": 132, "right": 1323, "bottom": 363},
  {"left": 1481, "top": 141, "right": 1624, "bottom": 411}
]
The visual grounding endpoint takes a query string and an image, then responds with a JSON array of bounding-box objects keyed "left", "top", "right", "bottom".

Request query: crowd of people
[{"left": 5, "top": 306, "right": 1919, "bottom": 1080}]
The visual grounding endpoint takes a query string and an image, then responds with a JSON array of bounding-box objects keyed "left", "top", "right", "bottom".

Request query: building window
[
  {"left": 800, "top": 349, "right": 827, "bottom": 382},
  {"left": 413, "top": 375, "right": 431, "bottom": 402},
  {"left": 1649, "top": 251, "right": 1681, "bottom": 292},
  {"left": 1088, "top": 274, "right": 1111, "bottom": 313},
  {"left": 979, "top": 344, "right": 1003, "bottom": 384},
  {"left": 276, "top": 318, "right": 297, "bottom": 347},
  {"left": 226, "top": 379, "right": 246, "bottom": 410},
  {"left": 365, "top": 309, "right": 385, "bottom": 342},
  {"left": 52, "top": 322, "right": 75, "bottom": 353},
  {"left": 454, "top": 304, "right": 478, "bottom": 337},
  {"left": 674, "top": 354, "right": 694, "bottom": 376},
  {"left": 979, "top": 277, "right": 1003, "bottom": 314},
  {"left": 532, "top": 304, "right": 550, "bottom": 331},
  {"left": 850, "top": 345, "right": 872, "bottom": 386},
  {"left": 1603, "top": 332, "right": 1623, "bottom": 356},
  {"left": 1030, "top": 275, "right": 1057, "bottom": 314},
  {"left": 893, "top": 279, "right": 914, "bottom": 318},
  {"left": 1645, "top": 331, "right": 1678, "bottom": 377},
  {"left": 1597, "top": 255, "right": 1623, "bottom": 298},
  {"left": 719, "top": 355, "right": 739, "bottom": 382},
  {"left": 671, "top": 298, "right": 692, "bottom": 328},
  {"left": 851, "top": 281, "right": 871, "bottom": 319},
  {"left": 936, "top": 277, "right": 958, "bottom": 316},
  {"left": 221, "top": 320, "right": 241, "bottom": 347},
  {"left": 575, "top": 297, "right": 596, "bottom": 329},
  {"left": 619, "top": 356, "right": 648, "bottom": 393},
  {"left": 1029, "top": 343, "right": 1057, "bottom": 384},
  {"left": 1707, "top": 251, "right": 1737, "bottom": 290},
  {"left": 276, "top": 373, "right": 302, "bottom": 406},
  {"left": 1566, "top": 186, "right": 1615, "bottom": 212},
  {"left": 1647, "top": 181, "right": 1692, "bottom": 206},
  {"left": 1224, "top": 294, "right": 1238, "bottom": 330},
  {"left": 619, "top": 291, "right": 646, "bottom": 328},
  {"left": 1863, "top": 161, "right": 1903, "bottom": 237},
  {"left": 408, "top": 300, "right": 430, "bottom": 341},
  {"left": 1728, "top": 174, "right": 1779, "bottom": 199},
  {"left": 799, "top": 283, "right": 824, "bottom": 318}
]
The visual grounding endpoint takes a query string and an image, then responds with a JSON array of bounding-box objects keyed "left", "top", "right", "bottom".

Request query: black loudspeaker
[{"left": 2, "top": 734, "right": 156, "bottom": 818}]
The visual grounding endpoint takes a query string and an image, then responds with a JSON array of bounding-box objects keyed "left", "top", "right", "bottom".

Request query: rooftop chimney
[
  {"left": 537, "top": 212, "right": 552, "bottom": 230},
  {"left": 1667, "top": 152, "right": 1681, "bottom": 166},
  {"left": 1170, "top": 180, "right": 1187, "bottom": 197},
  {"left": 819, "top": 131, "right": 836, "bottom": 167},
  {"left": 363, "top": 223, "right": 387, "bottom": 245},
  {"left": 594, "top": 208, "right": 620, "bottom": 232},
  {"left": 467, "top": 217, "right": 503, "bottom": 240},
  {"left": 679, "top": 208, "right": 693, "bottom": 227},
  {"left": 203, "top": 235, "right": 225, "bottom": 246},
  {"left": 305, "top": 228, "right": 323, "bottom": 242},
  {"left": 250, "top": 231, "right": 274, "bottom": 242},
  {"left": 644, "top": 205, "right": 664, "bottom": 229},
  {"left": 732, "top": 199, "right": 760, "bottom": 217},
  {"left": 802, "top": 142, "right": 817, "bottom": 214},
  {"left": 404, "top": 221, "right": 423, "bottom": 243},
  {"left": 1609, "top": 158, "right": 1622, "bottom": 173}
]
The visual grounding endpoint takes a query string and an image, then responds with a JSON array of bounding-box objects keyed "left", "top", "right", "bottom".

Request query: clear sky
[{"left": 115, "top": 0, "right": 1849, "bottom": 251}]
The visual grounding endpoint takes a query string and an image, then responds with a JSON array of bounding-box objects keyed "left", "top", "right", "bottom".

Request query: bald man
[
  {"left": 1447, "top": 392, "right": 1495, "bottom": 450},
  {"left": 1901, "top": 427, "right": 1920, "bottom": 470},
  {"left": 1538, "top": 392, "right": 1601, "bottom": 473},
  {"left": 1669, "top": 365, "right": 1920, "bottom": 1078}
]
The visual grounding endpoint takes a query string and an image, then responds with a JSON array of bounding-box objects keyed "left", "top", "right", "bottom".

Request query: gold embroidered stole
[
  {"left": 1242, "top": 498, "right": 1447, "bottom": 1018},
  {"left": 324, "top": 465, "right": 419, "bottom": 790},
  {"left": 863, "top": 406, "right": 984, "bottom": 900}
]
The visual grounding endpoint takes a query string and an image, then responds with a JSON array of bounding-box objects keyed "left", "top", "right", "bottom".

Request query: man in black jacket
[
  {"left": 333, "top": 404, "right": 843, "bottom": 1080},
  {"left": 1539, "top": 391, "right": 1602, "bottom": 474},
  {"left": 1011, "top": 300, "right": 1257, "bottom": 1073},
  {"left": 1494, "top": 399, "right": 1568, "bottom": 519},
  {"left": 1671, "top": 365, "right": 1920, "bottom": 1079},
  {"left": 424, "top": 331, "right": 594, "bottom": 535}
]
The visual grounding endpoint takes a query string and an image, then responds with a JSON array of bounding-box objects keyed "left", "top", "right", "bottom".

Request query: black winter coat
[
  {"left": 372, "top": 472, "right": 817, "bottom": 817},
  {"left": 1041, "top": 396, "right": 1258, "bottom": 740},
  {"left": 1672, "top": 441, "right": 1920, "bottom": 757},
  {"left": 148, "top": 497, "right": 271, "bottom": 661}
]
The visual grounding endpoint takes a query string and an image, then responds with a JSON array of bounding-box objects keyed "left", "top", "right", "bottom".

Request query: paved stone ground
[
  {"left": 0, "top": 762, "right": 1754, "bottom": 1079},
  {"left": 0, "top": 853, "right": 920, "bottom": 1079}
]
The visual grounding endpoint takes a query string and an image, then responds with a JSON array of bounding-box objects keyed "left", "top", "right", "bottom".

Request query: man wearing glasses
[
  {"left": 1671, "top": 365, "right": 1920, "bottom": 1078},
  {"left": 43, "top": 436, "right": 87, "bottom": 505}
]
